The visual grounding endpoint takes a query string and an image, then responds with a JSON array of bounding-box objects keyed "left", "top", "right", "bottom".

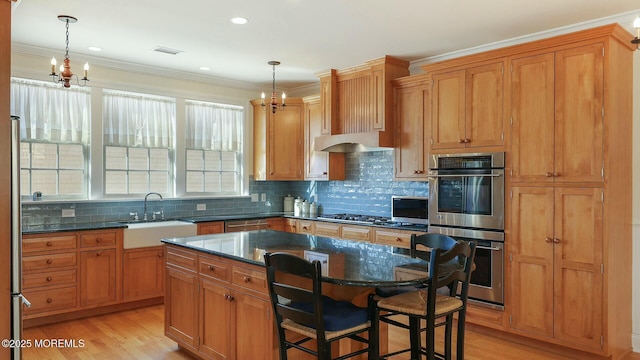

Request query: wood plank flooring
[{"left": 23, "top": 305, "right": 640, "bottom": 360}]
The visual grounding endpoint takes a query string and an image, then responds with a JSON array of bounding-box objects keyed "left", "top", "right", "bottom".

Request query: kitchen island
[{"left": 161, "top": 230, "right": 429, "bottom": 360}]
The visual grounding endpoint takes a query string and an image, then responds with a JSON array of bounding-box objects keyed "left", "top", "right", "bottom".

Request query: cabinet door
[
  {"left": 198, "top": 221, "right": 224, "bottom": 235},
  {"left": 509, "top": 186, "right": 554, "bottom": 338},
  {"left": 165, "top": 266, "right": 198, "bottom": 351},
  {"left": 305, "top": 99, "right": 329, "bottom": 180},
  {"left": 394, "top": 84, "right": 429, "bottom": 179},
  {"left": 465, "top": 60, "right": 505, "bottom": 148},
  {"left": 200, "top": 279, "right": 233, "bottom": 359},
  {"left": 553, "top": 187, "right": 603, "bottom": 349},
  {"left": 510, "top": 53, "right": 555, "bottom": 183},
  {"left": 80, "top": 249, "right": 117, "bottom": 306},
  {"left": 431, "top": 70, "right": 465, "bottom": 150},
  {"left": 554, "top": 43, "right": 604, "bottom": 183},
  {"left": 268, "top": 103, "right": 303, "bottom": 180},
  {"left": 123, "top": 247, "right": 164, "bottom": 301},
  {"left": 234, "top": 291, "right": 273, "bottom": 360}
]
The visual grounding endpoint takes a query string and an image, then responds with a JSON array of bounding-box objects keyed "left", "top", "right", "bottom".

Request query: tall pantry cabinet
[{"left": 505, "top": 25, "right": 633, "bottom": 358}]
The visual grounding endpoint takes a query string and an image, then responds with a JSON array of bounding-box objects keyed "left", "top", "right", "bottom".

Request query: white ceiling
[{"left": 10, "top": 0, "right": 640, "bottom": 90}]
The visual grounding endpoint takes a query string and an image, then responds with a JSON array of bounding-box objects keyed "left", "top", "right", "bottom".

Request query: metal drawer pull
[{"left": 428, "top": 174, "right": 502, "bottom": 178}]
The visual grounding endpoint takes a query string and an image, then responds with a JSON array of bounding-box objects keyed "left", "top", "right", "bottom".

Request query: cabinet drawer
[
  {"left": 80, "top": 231, "right": 117, "bottom": 247},
  {"left": 23, "top": 235, "right": 76, "bottom": 253},
  {"left": 23, "top": 286, "right": 77, "bottom": 314},
  {"left": 23, "top": 252, "right": 77, "bottom": 271},
  {"left": 341, "top": 225, "right": 371, "bottom": 242},
  {"left": 198, "top": 222, "right": 224, "bottom": 235},
  {"left": 199, "top": 256, "right": 230, "bottom": 282},
  {"left": 374, "top": 229, "right": 417, "bottom": 248},
  {"left": 297, "top": 220, "right": 315, "bottom": 234},
  {"left": 166, "top": 246, "right": 197, "bottom": 272},
  {"left": 314, "top": 222, "right": 341, "bottom": 238},
  {"left": 23, "top": 269, "right": 77, "bottom": 289},
  {"left": 232, "top": 265, "right": 267, "bottom": 294}
]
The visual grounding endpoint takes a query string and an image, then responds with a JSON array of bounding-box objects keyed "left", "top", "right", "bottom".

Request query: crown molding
[{"left": 409, "top": 9, "right": 640, "bottom": 75}]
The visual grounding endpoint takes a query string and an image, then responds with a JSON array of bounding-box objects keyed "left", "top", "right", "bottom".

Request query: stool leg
[
  {"left": 368, "top": 295, "right": 379, "bottom": 359},
  {"left": 409, "top": 316, "right": 421, "bottom": 359},
  {"left": 444, "top": 315, "right": 453, "bottom": 360}
]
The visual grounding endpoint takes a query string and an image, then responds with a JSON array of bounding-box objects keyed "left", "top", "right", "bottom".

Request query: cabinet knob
[
  {"left": 545, "top": 172, "right": 553, "bottom": 177},
  {"left": 46, "top": 259, "right": 53, "bottom": 264},
  {"left": 46, "top": 276, "right": 52, "bottom": 282},
  {"left": 464, "top": 138, "right": 471, "bottom": 143},
  {"left": 228, "top": 295, "right": 234, "bottom": 301},
  {"left": 545, "top": 237, "right": 553, "bottom": 243},
  {"left": 207, "top": 265, "right": 215, "bottom": 271},
  {"left": 243, "top": 276, "right": 251, "bottom": 283},
  {"left": 553, "top": 238, "right": 561, "bottom": 243},
  {"left": 46, "top": 241, "right": 52, "bottom": 247},
  {"left": 96, "top": 238, "right": 102, "bottom": 243},
  {"left": 96, "top": 251, "right": 102, "bottom": 256},
  {"left": 553, "top": 172, "right": 561, "bottom": 177},
  {"left": 396, "top": 237, "right": 402, "bottom": 242},
  {"left": 46, "top": 298, "right": 53, "bottom": 304},
  {"left": 158, "top": 253, "right": 163, "bottom": 258},
  {"left": 459, "top": 139, "right": 465, "bottom": 143}
]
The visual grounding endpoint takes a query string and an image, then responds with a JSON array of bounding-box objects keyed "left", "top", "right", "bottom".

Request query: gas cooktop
[{"left": 317, "top": 214, "right": 393, "bottom": 225}]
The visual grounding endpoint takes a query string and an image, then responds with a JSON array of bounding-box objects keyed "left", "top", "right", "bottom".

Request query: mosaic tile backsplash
[{"left": 21, "top": 150, "right": 429, "bottom": 226}]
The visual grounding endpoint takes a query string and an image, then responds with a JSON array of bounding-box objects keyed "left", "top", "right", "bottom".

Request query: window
[
  {"left": 10, "top": 78, "right": 91, "bottom": 200},
  {"left": 103, "top": 90, "right": 175, "bottom": 196},
  {"left": 185, "top": 100, "right": 243, "bottom": 195}
]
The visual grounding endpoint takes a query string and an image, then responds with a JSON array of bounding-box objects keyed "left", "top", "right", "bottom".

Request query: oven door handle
[
  {"left": 428, "top": 174, "right": 503, "bottom": 178},
  {"left": 475, "top": 245, "right": 503, "bottom": 251}
]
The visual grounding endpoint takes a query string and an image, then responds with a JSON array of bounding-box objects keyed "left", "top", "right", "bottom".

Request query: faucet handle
[
  {"left": 152, "top": 211, "right": 162, "bottom": 221},
  {"left": 129, "top": 212, "right": 139, "bottom": 221}
]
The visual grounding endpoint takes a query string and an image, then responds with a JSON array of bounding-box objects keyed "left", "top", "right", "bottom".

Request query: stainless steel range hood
[{"left": 314, "top": 131, "right": 393, "bottom": 152}]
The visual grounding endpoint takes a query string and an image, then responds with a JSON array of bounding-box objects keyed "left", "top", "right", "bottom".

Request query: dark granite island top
[{"left": 161, "top": 230, "right": 429, "bottom": 287}]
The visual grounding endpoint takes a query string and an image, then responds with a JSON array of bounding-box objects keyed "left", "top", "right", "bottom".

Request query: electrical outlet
[
  {"left": 197, "top": 203, "right": 206, "bottom": 211},
  {"left": 261, "top": 193, "right": 267, "bottom": 202},
  {"left": 251, "top": 193, "right": 259, "bottom": 202},
  {"left": 61, "top": 209, "right": 75, "bottom": 218}
]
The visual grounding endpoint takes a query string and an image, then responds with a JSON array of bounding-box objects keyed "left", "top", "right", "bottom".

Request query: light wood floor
[{"left": 23, "top": 305, "right": 640, "bottom": 360}]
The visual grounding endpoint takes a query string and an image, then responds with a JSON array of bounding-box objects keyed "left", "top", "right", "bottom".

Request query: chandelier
[
  {"left": 49, "top": 15, "right": 89, "bottom": 88},
  {"left": 261, "top": 61, "right": 286, "bottom": 113},
  {"left": 632, "top": 16, "right": 640, "bottom": 50}
]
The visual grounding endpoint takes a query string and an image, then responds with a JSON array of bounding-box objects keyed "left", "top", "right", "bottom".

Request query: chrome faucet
[{"left": 143, "top": 192, "right": 163, "bottom": 221}]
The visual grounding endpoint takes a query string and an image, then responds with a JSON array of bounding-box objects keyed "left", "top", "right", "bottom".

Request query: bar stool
[
  {"left": 372, "top": 233, "right": 476, "bottom": 359},
  {"left": 264, "top": 251, "right": 376, "bottom": 360}
]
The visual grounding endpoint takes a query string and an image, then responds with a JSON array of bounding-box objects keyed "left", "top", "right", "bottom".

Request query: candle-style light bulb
[
  {"left": 634, "top": 16, "right": 640, "bottom": 38},
  {"left": 51, "top": 57, "right": 57, "bottom": 74},
  {"left": 83, "top": 62, "right": 89, "bottom": 78},
  {"left": 281, "top": 92, "right": 286, "bottom": 105},
  {"left": 261, "top": 92, "right": 265, "bottom": 105}
]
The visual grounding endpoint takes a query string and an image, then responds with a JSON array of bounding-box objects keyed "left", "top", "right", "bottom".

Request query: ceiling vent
[{"left": 153, "top": 46, "right": 183, "bottom": 55}]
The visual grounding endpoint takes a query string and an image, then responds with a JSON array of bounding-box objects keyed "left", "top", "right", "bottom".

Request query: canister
[
  {"left": 294, "top": 197, "right": 302, "bottom": 216},
  {"left": 284, "top": 194, "right": 294, "bottom": 213}
]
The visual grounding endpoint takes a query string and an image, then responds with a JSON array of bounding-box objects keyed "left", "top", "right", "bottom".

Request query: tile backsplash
[{"left": 22, "top": 150, "right": 428, "bottom": 226}]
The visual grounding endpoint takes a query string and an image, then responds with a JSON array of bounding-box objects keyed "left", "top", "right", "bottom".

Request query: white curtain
[
  {"left": 185, "top": 100, "right": 243, "bottom": 151},
  {"left": 10, "top": 78, "right": 91, "bottom": 143},
  {"left": 103, "top": 90, "right": 175, "bottom": 148}
]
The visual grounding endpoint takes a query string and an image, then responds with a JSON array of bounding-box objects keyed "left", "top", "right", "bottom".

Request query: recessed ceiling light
[
  {"left": 230, "top": 17, "right": 248, "bottom": 25},
  {"left": 88, "top": 46, "right": 102, "bottom": 52},
  {"left": 199, "top": 67, "right": 210, "bottom": 71}
]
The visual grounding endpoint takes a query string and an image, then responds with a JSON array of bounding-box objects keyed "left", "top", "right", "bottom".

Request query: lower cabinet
[
  {"left": 123, "top": 246, "right": 165, "bottom": 301},
  {"left": 80, "top": 248, "right": 118, "bottom": 306},
  {"left": 165, "top": 244, "right": 275, "bottom": 360}
]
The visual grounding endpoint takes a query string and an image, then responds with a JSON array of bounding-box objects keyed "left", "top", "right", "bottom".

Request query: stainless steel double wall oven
[{"left": 428, "top": 152, "right": 505, "bottom": 308}]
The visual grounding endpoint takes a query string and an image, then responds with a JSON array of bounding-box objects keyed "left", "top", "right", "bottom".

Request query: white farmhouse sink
[{"left": 123, "top": 220, "right": 198, "bottom": 249}]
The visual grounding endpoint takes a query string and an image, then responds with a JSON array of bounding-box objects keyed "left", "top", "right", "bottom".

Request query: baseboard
[{"left": 633, "top": 332, "right": 640, "bottom": 352}]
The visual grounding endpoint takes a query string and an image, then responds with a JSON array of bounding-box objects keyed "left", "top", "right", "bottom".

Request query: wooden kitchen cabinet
[
  {"left": 265, "top": 217, "right": 285, "bottom": 231},
  {"left": 340, "top": 224, "right": 371, "bottom": 242},
  {"left": 429, "top": 59, "right": 505, "bottom": 151},
  {"left": 165, "top": 245, "right": 276, "bottom": 360},
  {"left": 296, "top": 219, "right": 315, "bottom": 234},
  {"left": 510, "top": 43, "right": 604, "bottom": 184},
  {"left": 373, "top": 227, "right": 426, "bottom": 249},
  {"left": 123, "top": 246, "right": 164, "bottom": 301},
  {"left": 303, "top": 95, "right": 345, "bottom": 180},
  {"left": 197, "top": 221, "right": 224, "bottom": 235},
  {"left": 251, "top": 98, "right": 304, "bottom": 181},
  {"left": 393, "top": 74, "right": 430, "bottom": 179},
  {"left": 509, "top": 186, "right": 603, "bottom": 350},
  {"left": 80, "top": 248, "right": 118, "bottom": 306},
  {"left": 314, "top": 221, "right": 341, "bottom": 238}
]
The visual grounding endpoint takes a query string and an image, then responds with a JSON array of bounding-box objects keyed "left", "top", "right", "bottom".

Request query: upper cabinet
[
  {"left": 392, "top": 74, "right": 430, "bottom": 180},
  {"left": 315, "top": 56, "right": 410, "bottom": 151},
  {"left": 510, "top": 44, "right": 605, "bottom": 184},
  {"left": 251, "top": 98, "right": 304, "bottom": 181},
  {"left": 303, "top": 96, "right": 345, "bottom": 180},
  {"left": 429, "top": 59, "right": 506, "bottom": 151}
]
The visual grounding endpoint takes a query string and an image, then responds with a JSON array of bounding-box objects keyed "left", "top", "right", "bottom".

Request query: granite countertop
[
  {"left": 22, "top": 212, "right": 428, "bottom": 235},
  {"left": 162, "top": 230, "right": 428, "bottom": 287}
]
